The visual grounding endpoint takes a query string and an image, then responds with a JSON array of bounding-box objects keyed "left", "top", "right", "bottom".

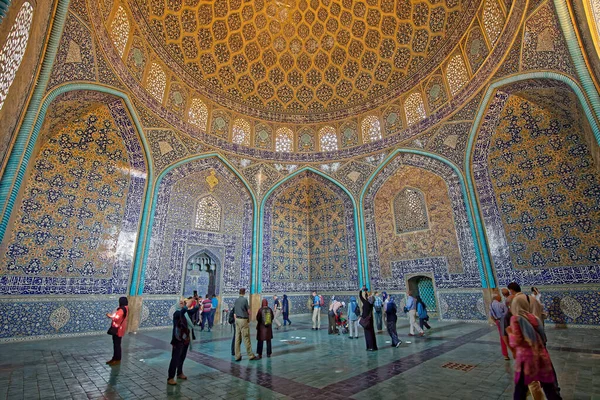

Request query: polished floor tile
[{"left": 0, "top": 316, "right": 598, "bottom": 399}]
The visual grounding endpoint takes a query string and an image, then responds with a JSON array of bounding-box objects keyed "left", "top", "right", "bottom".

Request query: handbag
[
  {"left": 359, "top": 316, "right": 370, "bottom": 328},
  {"left": 107, "top": 326, "right": 118, "bottom": 336}
]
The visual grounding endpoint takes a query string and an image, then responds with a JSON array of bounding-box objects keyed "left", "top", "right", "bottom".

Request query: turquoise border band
[
  {"left": 137, "top": 154, "right": 258, "bottom": 296},
  {"left": 0, "top": 83, "right": 155, "bottom": 296},
  {"left": 256, "top": 167, "right": 364, "bottom": 293},
  {"left": 359, "top": 149, "right": 491, "bottom": 289}
]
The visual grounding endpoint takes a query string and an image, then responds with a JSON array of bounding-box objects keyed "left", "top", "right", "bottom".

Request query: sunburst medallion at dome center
[{"left": 130, "top": 0, "right": 478, "bottom": 121}]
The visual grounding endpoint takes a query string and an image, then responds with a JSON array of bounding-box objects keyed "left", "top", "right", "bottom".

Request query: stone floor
[{"left": 1, "top": 316, "right": 599, "bottom": 400}]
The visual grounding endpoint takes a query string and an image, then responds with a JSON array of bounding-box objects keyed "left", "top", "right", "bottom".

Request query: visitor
[
  {"left": 282, "top": 294, "right": 292, "bottom": 326},
  {"left": 508, "top": 295, "right": 562, "bottom": 400},
  {"left": 201, "top": 294, "right": 212, "bottom": 331},
  {"left": 255, "top": 299, "right": 274, "bottom": 359},
  {"left": 348, "top": 296, "right": 360, "bottom": 339},
  {"left": 489, "top": 294, "right": 509, "bottom": 360},
  {"left": 405, "top": 291, "right": 424, "bottom": 337},
  {"left": 328, "top": 298, "right": 342, "bottom": 334},
  {"left": 167, "top": 299, "right": 193, "bottom": 385},
  {"left": 273, "top": 295, "right": 283, "bottom": 329},
  {"left": 359, "top": 288, "right": 378, "bottom": 351},
  {"left": 105, "top": 296, "right": 128, "bottom": 366},
  {"left": 385, "top": 295, "right": 401, "bottom": 347},
  {"left": 416, "top": 295, "right": 431, "bottom": 331},
  {"left": 531, "top": 287, "right": 542, "bottom": 303},
  {"left": 501, "top": 287, "right": 514, "bottom": 357},
  {"left": 191, "top": 291, "right": 200, "bottom": 325},
  {"left": 234, "top": 288, "right": 258, "bottom": 361},
  {"left": 382, "top": 291, "right": 389, "bottom": 325},
  {"left": 311, "top": 291, "right": 322, "bottom": 330},
  {"left": 228, "top": 306, "right": 236, "bottom": 356},
  {"left": 374, "top": 291, "right": 384, "bottom": 332},
  {"left": 508, "top": 282, "right": 543, "bottom": 322},
  {"left": 210, "top": 294, "right": 218, "bottom": 328}
]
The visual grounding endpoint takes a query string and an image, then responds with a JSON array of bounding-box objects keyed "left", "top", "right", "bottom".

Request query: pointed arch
[
  {"left": 0, "top": 83, "right": 154, "bottom": 296},
  {"left": 258, "top": 167, "right": 363, "bottom": 292}
]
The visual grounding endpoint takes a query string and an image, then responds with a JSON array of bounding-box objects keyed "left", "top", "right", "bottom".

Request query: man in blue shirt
[
  {"left": 406, "top": 291, "right": 424, "bottom": 336},
  {"left": 311, "top": 291, "right": 321, "bottom": 330},
  {"left": 210, "top": 294, "right": 218, "bottom": 328}
]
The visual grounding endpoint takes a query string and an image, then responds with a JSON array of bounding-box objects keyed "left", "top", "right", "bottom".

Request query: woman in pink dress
[{"left": 507, "top": 295, "right": 561, "bottom": 400}]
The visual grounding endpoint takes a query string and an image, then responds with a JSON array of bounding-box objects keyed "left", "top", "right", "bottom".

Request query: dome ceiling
[{"left": 128, "top": 0, "right": 480, "bottom": 122}]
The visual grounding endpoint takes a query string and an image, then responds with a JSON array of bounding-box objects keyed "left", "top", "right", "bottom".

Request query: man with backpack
[
  {"left": 255, "top": 299, "right": 275, "bottom": 359},
  {"left": 233, "top": 288, "right": 258, "bottom": 361},
  {"left": 348, "top": 296, "right": 360, "bottom": 339},
  {"left": 311, "top": 291, "right": 323, "bottom": 330}
]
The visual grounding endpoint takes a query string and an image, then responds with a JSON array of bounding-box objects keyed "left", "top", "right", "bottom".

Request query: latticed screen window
[
  {"left": 147, "top": 63, "right": 166, "bottom": 101},
  {"left": 188, "top": 98, "right": 208, "bottom": 129},
  {"left": 393, "top": 187, "right": 429, "bottom": 234},
  {"left": 482, "top": 0, "right": 504, "bottom": 46},
  {"left": 0, "top": 2, "right": 33, "bottom": 112},
  {"left": 361, "top": 115, "right": 382, "bottom": 143},
  {"left": 275, "top": 127, "right": 293, "bottom": 152},
  {"left": 232, "top": 118, "right": 251, "bottom": 146},
  {"left": 404, "top": 92, "right": 426, "bottom": 126},
  {"left": 446, "top": 54, "right": 469, "bottom": 96},
  {"left": 319, "top": 126, "right": 338, "bottom": 151},
  {"left": 195, "top": 195, "right": 221, "bottom": 232},
  {"left": 110, "top": 6, "right": 130, "bottom": 57}
]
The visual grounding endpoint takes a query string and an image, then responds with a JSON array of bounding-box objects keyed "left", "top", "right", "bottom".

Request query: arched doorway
[
  {"left": 407, "top": 275, "right": 438, "bottom": 317},
  {"left": 183, "top": 252, "right": 218, "bottom": 297}
]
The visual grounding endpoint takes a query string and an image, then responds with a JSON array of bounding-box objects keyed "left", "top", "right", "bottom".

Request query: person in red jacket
[{"left": 106, "top": 297, "right": 128, "bottom": 366}]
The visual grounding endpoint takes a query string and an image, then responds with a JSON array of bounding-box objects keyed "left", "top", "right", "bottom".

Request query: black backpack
[
  {"left": 354, "top": 303, "right": 361, "bottom": 317},
  {"left": 228, "top": 308, "right": 235, "bottom": 325}
]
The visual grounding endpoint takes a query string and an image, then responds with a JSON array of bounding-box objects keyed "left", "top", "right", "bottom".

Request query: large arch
[
  {"left": 258, "top": 167, "right": 363, "bottom": 293},
  {"left": 139, "top": 154, "right": 257, "bottom": 296},
  {"left": 468, "top": 74, "right": 600, "bottom": 289},
  {"left": 0, "top": 83, "right": 155, "bottom": 296},
  {"left": 360, "top": 150, "right": 487, "bottom": 291}
]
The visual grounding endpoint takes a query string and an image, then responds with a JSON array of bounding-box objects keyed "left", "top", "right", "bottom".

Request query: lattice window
[
  {"left": 393, "top": 187, "right": 429, "bottom": 234},
  {"left": 319, "top": 126, "right": 338, "bottom": 151},
  {"left": 446, "top": 54, "right": 469, "bottom": 96},
  {"left": 0, "top": 2, "right": 33, "bottom": 112},
  {"left": 404, "top": 92, "right": 426, "bottom": 126},
  {"left": 147, "top": 63, "right": 166, "bottom": 101},
  {"left": 361, "top": 115, "right": 382, "bottom": 143},
  {"left": 483, "top": 0, "right": 504, "bottom": 46},
  {"left": 110, "top": 6, "right": 130, "bottom": 58},
  {"left": 188, "top": 98, "right": 208, "bottom": 129},
  {"left": 275, "top": 127, "right": 293, "bottom": 152},
  {"left": 195, "top": 195, "right": 221, "bottom": 232},
  {"left": 232, "top": 118, "right": 251, "bottom": 146}
]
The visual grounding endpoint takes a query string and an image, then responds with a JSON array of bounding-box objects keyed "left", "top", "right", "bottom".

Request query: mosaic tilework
[
  {"left": 522, "top": 2, "right": 575, "bottom": 76},
  {"left": 1, "top": 100, "right": 146, "bottom": 295},
  {"left": 540, "top": 288, "right": 600, "bottom": 326},
  {"left": 473, "top": 92, "right": 600, "bottom": 286},
  {"left": 138, "top": 297, "right": 179, "bottom": 329},
  {"left": 374, "top": 165, "right": 464, "bottom": 274},
  {"left": 146, "top": 129, "right": 189, "bottom": 172},
  {"left": 449, "top": 91, "right": 484, "bottom": 121},
  {"left": 240, "top": 162, "right": 282, "bottom": 201},
  {"left": 333, "top": 161, "right": 375, "bottom": 198},
  {"left": 438, "top": 291, "right": 487, "bottom": 321},
  {"left": 95, "top": 42, "right": 127, "bottom": 91},
  {"left": 492, "top": 27, "right": 522, "bottom": 80},
  {"left": 48, "top": 12, "right": 96, "bottom": 89},
  {"left": 69, "top": 0, "right": 91, "bottom": 26},
  {"left": 126, "top": 34, "right": 148, "bottom": 82},
  {"left": 143, "top": 158, "right": 253, "bottom": 295},
  {"left": 364, "top": 153, "right": 481, "bottom": 291},
  {"left": 0, "top": 297, "right": 128, "bottom": 340},
  {"left": 262, "top": 171, "right": 359, "bottom": 293},
  {"left": 426, "top": 122, "right": 472, "bottom": 170}
]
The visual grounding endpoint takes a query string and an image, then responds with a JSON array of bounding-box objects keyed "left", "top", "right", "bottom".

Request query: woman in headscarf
[
  {"left": 347, "top": 296, "right": 360, "bottom": 339},
  {"left": 358, "top": 288, "right": 378, "bottom": 351},
  {"left": 105, "top": 296, "right": 128, "bottom": 366},
  {"left": 255, "top": 298, "right": 274, "bottom": 359},
  {"left": 385, "top": 296, "right": 401, "bottom": 347},
  {"left": 282, "top": 294, "right": 292, "bottom": 326},
  {"left": 168, "top": 298, "right": 195, "bottom": 385},
  {"left": 508, "top": 295, "right": 561, "bottom": 400}
]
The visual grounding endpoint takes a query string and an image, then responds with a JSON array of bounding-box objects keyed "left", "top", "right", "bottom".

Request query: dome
[{"left": 129, "top": 0, "right": 479, "bottom": 122}]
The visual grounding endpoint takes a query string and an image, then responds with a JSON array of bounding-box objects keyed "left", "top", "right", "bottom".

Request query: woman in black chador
[{"left": 359, "top": 288, "right": 378, "bottom": 351}]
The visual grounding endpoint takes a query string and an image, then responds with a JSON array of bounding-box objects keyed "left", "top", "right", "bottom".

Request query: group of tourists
[
  {"left": 309, "top": 288, "right": 432, "bottom": 351},
  {"left": 104, "top": 282, "right": 560, "bottom": 398},
  {"left": 490, "top": 283, "right": 562, "bottom": 399}
]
